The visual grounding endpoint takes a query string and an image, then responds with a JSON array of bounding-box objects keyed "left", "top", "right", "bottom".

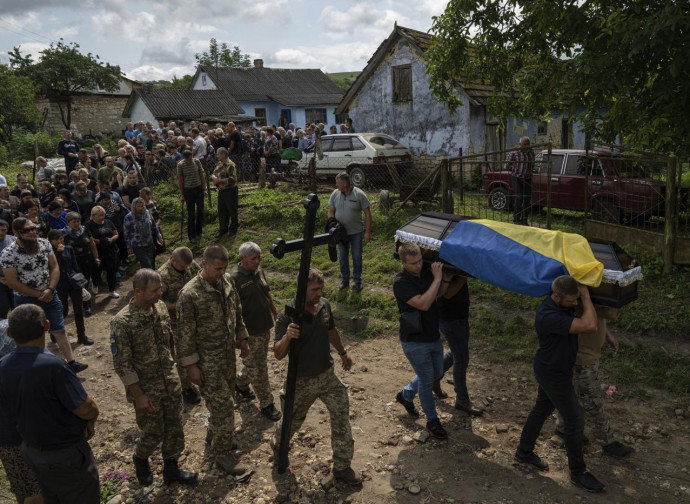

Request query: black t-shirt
[
  {"left": 229, "top": 131, "right": 242, "bottom": 156},
  {"left": 118, "top": 183, "right": 145, "bottom": 205},
  {"left": 438, "top": 280, "right": 470, "bottom": 320},
  {"left": 393, "top": 269, "right": 440, "bottom": 343},
  {"left": 533, "top": 296, "right": 577, "bottom": 380},
  {"left": 86, "top": 219, "right": 118, "bottom": 256}
]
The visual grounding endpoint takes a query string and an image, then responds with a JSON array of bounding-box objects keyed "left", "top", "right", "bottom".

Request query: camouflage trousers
[
  {"left": 273, "top": 366, "right": 354, "bottom": 471},
  {"left": 169, "top": 316, "right": 193, "bottom": 391},
  {"left": 556, "top": 361, "right": 616, "bottom": 446},
  {"left": 199, "top": 354, "right": 237, "bottom": 456},
  {"left": 134, "top": 393, "right": 185, "bottom": 460},
  {"left": 236, "top": 330, "right": 274, "bottom": 408}
]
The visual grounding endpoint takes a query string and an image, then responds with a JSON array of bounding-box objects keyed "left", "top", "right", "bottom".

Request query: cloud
[
  {"left": 265, "top": 41, "right": 379, "bottom": 72},
  {"left": 51, "top": 26, "right": 79, "bottom": 40},
  {"left": 140, "top": 38, "right": 196, "bottom": 65},
  {"left": 125, "top": 64, "right": 196, "bottom": 82},
  {"left": 318, "top": 4, "right": 408, "bottom": 38}
]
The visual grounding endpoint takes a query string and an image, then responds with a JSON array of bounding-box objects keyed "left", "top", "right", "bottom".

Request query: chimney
[{"left": 254, "top": 59, "right": 264, "bottom": 68}]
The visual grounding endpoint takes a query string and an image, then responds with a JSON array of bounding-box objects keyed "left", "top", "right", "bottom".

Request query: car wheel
[
  {"left": 591, "top": 199, "right": 620, "bottom": 224},
  {"left": 488, "top": 186, "right": 510, "bottom": 211},
  {"left": 349, "top": 167, "right": 366, "bottom": 188}
]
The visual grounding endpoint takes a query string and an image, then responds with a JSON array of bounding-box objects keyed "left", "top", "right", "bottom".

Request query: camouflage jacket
[
  {"left": 176, "top": 273, "right": 249, "bottom": 367},
  {"left": 158, "top": 258, "right": 202, "bottom": 311},
  {"left": 212, "top": 160, "right": 237, "bottom": 190},
  {"left": 110, "top": 299, "right": 181, "bottom": 402}
]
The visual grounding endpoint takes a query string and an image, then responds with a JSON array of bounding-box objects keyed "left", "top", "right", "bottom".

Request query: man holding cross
[{"left": 272, "top": 268, "right": 361, "bottom": 485}]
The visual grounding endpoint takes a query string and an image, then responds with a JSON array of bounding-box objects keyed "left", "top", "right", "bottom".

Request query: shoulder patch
[{"left": 110, "top": 335, "right": 117, "bottom": 355}]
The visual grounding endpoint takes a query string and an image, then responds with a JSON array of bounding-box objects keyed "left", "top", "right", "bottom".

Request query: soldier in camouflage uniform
[
  {"left": 556, "top": 306, "right": 634, "bottom": 459},
  {"left": 111, "top": 269, "right": 198, "bottom": 486},
  {"left": 273, "top": 268, "right": 362, "bottom": 485},
  {"left": 231, "top": 242, "right": 282, "bottom": 421},
  {"left": 211, "top": 147, "right": 239, "bottom": 239},
  {"left": 158, "top": 246, "right": 202, "bottom": 404},
  {"left": 176, "top": 244, "right": 250, "bottom": 476}
]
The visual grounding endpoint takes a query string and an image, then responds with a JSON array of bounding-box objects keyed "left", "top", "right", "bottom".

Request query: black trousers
[
  {"left": 76, "top": 255, "right": 93, "bottom": 310},
  {"left": 58, "top": 287, "right": 85, "bottom": 338},
  {"left": 22, "top": 439, "right": 100, "bottom": 504},
  {"left": 94, "top": 254, "right": 118, "bottom": 292},
  {"left": 217, "top": 187, "right": 238, "bottom": 235},
  {"left": 517, "top": 373, "right": 586, "bottom": 474},
  {"left": 0, "top": 282, "right": 13, "bottom": 318},
  {"left": 184, "top": 186, "right": 204, "bottom": 239}
]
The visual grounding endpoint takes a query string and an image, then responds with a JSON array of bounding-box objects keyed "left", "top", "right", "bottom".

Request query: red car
[{"left": 482, "top": 149, "right": 666, "bottom": 223}]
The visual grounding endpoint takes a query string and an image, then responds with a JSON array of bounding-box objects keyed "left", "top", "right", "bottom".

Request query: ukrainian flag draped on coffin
[{"left": 439, "top": 220, "right": 603, "bottom": 297}]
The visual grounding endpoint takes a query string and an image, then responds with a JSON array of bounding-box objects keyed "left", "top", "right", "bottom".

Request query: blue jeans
[
  {"left": 440, "top": 318, "right": 470, "bottom": 403},
  {"left": 401, "top": 339, "right": 444, "bottom": 421},
  {"left": 511, "top": 176, "right": 532, "bottom": 224},
  {"left": 338, "top": 232, "right": 363, "bottom": 285}
]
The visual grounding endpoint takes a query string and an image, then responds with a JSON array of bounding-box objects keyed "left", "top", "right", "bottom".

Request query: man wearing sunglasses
[{"left": 0, "top": 217, "right": 88, "bottom": 373}]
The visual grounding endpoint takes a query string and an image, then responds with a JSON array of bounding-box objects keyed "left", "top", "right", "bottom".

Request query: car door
[
  {"left": 532, "top": 153, "right": 565, "bottom": 207},
  {"left": 328, "top": 137, "right": 353, "bottom": 173},
  {"left": 557, "top": 154, "right": 589, "bottom": 210}
]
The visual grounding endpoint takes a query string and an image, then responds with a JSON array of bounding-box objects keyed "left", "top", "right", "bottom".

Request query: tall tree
[
  {"left": 12, "top": 40, "right": 121, "bottom": 130},
  {"left": 426, "top": 1, "right": 690, "bottom": 155},
  {"left": 195, "top": 38, "right": 251, "bottom": 68},
  {"left": 0, "top": 65, "right": 39, "bottom": 146}
]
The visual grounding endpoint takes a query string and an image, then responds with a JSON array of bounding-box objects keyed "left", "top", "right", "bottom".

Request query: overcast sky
[{"left": 0, "top": 0, "right": 447, "bottom": 81}]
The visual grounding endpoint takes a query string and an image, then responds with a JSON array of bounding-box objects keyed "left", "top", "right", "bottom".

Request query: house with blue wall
[
  {"left": 336, "top": 24, "right": 588, "bottom": 157},
  {"left": 191, "top": 60, "right": 345, "bottom": 129}
]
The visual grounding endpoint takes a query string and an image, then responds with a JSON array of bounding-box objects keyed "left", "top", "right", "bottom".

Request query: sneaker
[
  {"left": 339, "top": 280, "right": 349, "bottom": 290},
  {"left": 115, "top": 272, "right": 122, "bottom": 280},
  {"left": 352, "top": 283, "right": 363, "bottom": 292},
  {"left": 333, "top": 466, "right": 363, "bottom": 486},
  {"left": 182, "top": 387, "right": 201, "bottom": 405},
  {"left": 395, "top": 391, "right": 419, "bottom": 418},
  {"left": 513, "top": 450, "right": 549, "bottom": 471},
  {"left": 215, "top": 454, "right": 247, "bottom": 476},
  {"left": 69, "top": 360, "right": 89, "bottom": 373},
  {"left": 602, "top": 441, "right": 634, "bottom": 459},
  {"left": 109, "top": 291, "right": 120, "bottom": 299},
  {"left": 426, "top": 418, "right": 448, "bottom": 439},
  {"left": 77, "top": 335, "right": 94, "bottom": 346},
  {"left": 235, "top": 385, "right": 256, "bottom": 400},
  {"left": 260, "top": 403, "right": 282, "bottom": 421},
  {"left": 554, "top": 429, "right": 589, "bottom": 445},
  {"left": 570, "top": 470, "right": 605, "bottom": 493}
]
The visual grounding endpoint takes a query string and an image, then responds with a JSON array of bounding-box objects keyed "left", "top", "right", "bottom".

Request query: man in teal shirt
[{"left": 327, "top": 173, "right": 371, "bottom": 292}]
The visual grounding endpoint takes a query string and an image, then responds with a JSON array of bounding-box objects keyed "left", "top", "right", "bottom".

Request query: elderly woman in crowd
[
  {"left": 86, "top": 205, "right": 120, "bottom": 298},
  {"left": 58, "top": 189, "right": 80, "bottom": 215},
  {"left": 45, "top": 200, "right": 68, "bottom": 230},
  {"left": 24, "top": 200, "right": 49, "bottom": 238},
  {"left": 97, "top": 191, "right": 129, "bottom": 265},
  {"left": 48, "top": 229, "right": 93, "bottom": 345},
  {"left": 123, "top": 197, "right": 162, "bottom": 270},
  {"left": 72, "top": 181, "right": 96, "bottom": 224},
  {"left": 63, "top": 211, "right": 99, "bottom": 317}
]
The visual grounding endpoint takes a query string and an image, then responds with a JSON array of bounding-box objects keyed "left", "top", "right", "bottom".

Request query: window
[
  {"left": 392, "top": 65, "right": 412, "bottom": 103},
  {"left": 564, "top": 155, "right": 585, "bottom": 175},
  {"left": 320, "top": 138, "right": 334, "bottom": 152},
  {"left": 201, "top": 74, "right": 207, "bottom": 87},
  {"left": 534, "top": 154, "right": 564, "bottom": 174},
  {"left": 537, "top": 120, "right": 548, "bottom": 136},
  {"left": 254, "top": 108, "right": 266, "bottom": 127},
  {"left": 305, "top": 108, "right": 327, "bottom": 124},
  {"left": 351, "top": 137, "right": 366, "bottom": 150},
  {"left": 334, "top": 113, "right": 348, "bottom": 125},
  {"left": 331, "top": 138, "right": 351, "bottom": 152}
]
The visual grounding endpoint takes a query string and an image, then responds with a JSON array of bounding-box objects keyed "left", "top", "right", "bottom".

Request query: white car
[{"left": 293, "top": 133, "right": 413, "bottom": 188}]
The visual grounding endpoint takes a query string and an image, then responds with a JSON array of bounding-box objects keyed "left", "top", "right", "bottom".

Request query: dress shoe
[
  {"left": 163, "top": 458, "right": 198, "bottom": 485},
  {"left": 182, "top": 387, "right": 201, "bottom": 404},
  {"left": 395, "top": 391, "right": 419, "bottom": 418},
  {"left": 513, "top": 451, "right": 549, "bottom": 471},
  {"left": 333, "top": 466, "right": 363, "bottom": 486},
  {"left": 432, "top": 379, "right": 448, "bottom": 399},
  {"left": 77, "top": 334, "right": 94, "bottom": 346},
  {"left": 454, "top": 400, "right": 483, "bottom": 416},
  {"left": 570, "top": 470, "right": 605, "bottom": 492},
  {"left": 133, "top": 455, "right": 153, "bottom": 486},
  {"left": 339, "top": 280, "right": 350, "bottom": 290},
  {"left": 352, "top": 283, "right": 363, "bottom": 292},
  {"left": 69, "top": 360, "right": 88, "bottom": 373},
  {"left": 260, "top": 403, "right": 282, "bottom": 421}
]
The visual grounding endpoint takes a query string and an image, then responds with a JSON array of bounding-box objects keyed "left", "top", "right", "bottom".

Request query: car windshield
[{"left": 363, "top": 135, "right": 407, "bottom": 150}]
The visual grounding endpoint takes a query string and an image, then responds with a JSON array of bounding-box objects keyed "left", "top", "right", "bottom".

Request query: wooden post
[
  {"left": 440, "top": 158, "right": 454, "bottom": 213},
  {"left": 663, "top": 157, "right": 677, "bottom": 274},
  {"left": 308, "top": 158, "right": 317, "bottom": 193},
  {"left": 546, "top": 143, "right": 553, "bottom": 230},
  {"left": 258, "top": 157, "right": 266, "bottom": 188},
  {"left": 458, "top": 148, "right": 464, "bottom": 204}
]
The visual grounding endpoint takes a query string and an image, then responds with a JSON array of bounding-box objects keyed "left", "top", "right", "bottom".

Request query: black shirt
[
  {"left": 0, "top": 347, "right": 88, "bottom": 448},
  {"left": 393, "top": 269, "right": 440, "bottom": 343},
  {"left": 231, "top": 265, "right": 274, "bottom": 335},
  {"left": 533, "top": 296, "right": 577, "bottom": 380},
  {"left": 229, "top": 131, "right": 242, "bottom": 156},
  {"left": 438, "top": 280, "right": 470, "bottom": 321}
]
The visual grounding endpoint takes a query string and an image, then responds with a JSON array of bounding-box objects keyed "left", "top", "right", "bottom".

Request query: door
[
  {"left": 280, "top": 109, "right": 292, "bottom": 128},
  {"left": 532, "top": 153, "right": 565, "bottom": 206},
  {"left": 557, "top": 154, "right": 589, "bottom": 210},
  {"left": 327, "top": 137, "right": 353, "bottom": 173}
]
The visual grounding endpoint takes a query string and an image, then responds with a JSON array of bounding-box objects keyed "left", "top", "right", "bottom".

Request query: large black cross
[{"left": 269, "top": 193, "right": 345, "bottom": 474}]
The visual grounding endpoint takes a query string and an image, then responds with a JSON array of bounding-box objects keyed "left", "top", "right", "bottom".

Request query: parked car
[
  {"left": 293, "top": 133, "right": 413, "bottom": 188},
  {"left": 481, "top": 149, "right": 666, "bottom": 223}
]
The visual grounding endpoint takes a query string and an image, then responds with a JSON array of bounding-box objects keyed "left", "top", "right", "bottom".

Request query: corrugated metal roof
[
  {"left": 200, "top": 66, "right": 344, "bottom": 105},
  {"left": 131, "top": 88, "right": 245, "bottom": 120}
]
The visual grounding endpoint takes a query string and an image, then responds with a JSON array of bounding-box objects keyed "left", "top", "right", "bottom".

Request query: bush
[{"left": 6, "top": 129, "right": 63, "bottom": 161}]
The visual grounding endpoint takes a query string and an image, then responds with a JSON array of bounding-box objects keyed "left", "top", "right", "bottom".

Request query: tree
[
  {"left": 195, "top": 38, "right": 251, "bottom": 68},
  {"left": 11, "top": 40, "right": 122, "bottom": 130},
  {"left": 426, "top": 1, "right": 690, "bottom": 155},
  {"left": 0, "top": 65, "right": 39, "bottom": 146}
]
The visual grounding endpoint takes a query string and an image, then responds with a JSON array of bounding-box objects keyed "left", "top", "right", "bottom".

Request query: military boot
[
  {"left": 162, "top": 458, "right": 198, "bottom": 485},
  {"left": 132, "top": 455, "right": 153, "bottom": 486},
  {"left": 216, "top": 454, "right": 247, "bottom": 476}
]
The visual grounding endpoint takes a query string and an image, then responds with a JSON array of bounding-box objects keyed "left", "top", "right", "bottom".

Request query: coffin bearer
[
  {"left": 211, "top": 147, "right": 239, "bottom": 239},
  {"left": 272, "top": 268, "right": 361, "bottom": 485},
  {"left": 158, "top": 247, "right": 202, "bottom": 405},
  {"left": 555, "top": 305, "right": 634, "bottom": 458},
  {"left": 515, "top": 275, "right": 605, "bottom": 493},
  {"left": 111, "top": 269, "right": 198, "bottom": 487},
  {"left": 177, "top": 244, "right": 250, "bottom": 475},
  {"left": 327, "top": 173, "right": 371, "bottom": 291},
  {"left": 231, "top": 242, "right": 281, "bottom": 421}
]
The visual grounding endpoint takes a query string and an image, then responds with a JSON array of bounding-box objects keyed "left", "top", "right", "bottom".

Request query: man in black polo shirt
[
  {"left": 515, "top": 275, "right": 605, "bottom": 493},
  {"left": 0, "top": 304, "right": 100, "bottom": 503},
  {"left": 393, "top": 242, "right": 450, "bottom": 439}
]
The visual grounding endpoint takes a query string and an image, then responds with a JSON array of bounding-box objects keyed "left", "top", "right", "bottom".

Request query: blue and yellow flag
[{"left": 439, "top": 220, "right": 603, "bottom": 297}]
